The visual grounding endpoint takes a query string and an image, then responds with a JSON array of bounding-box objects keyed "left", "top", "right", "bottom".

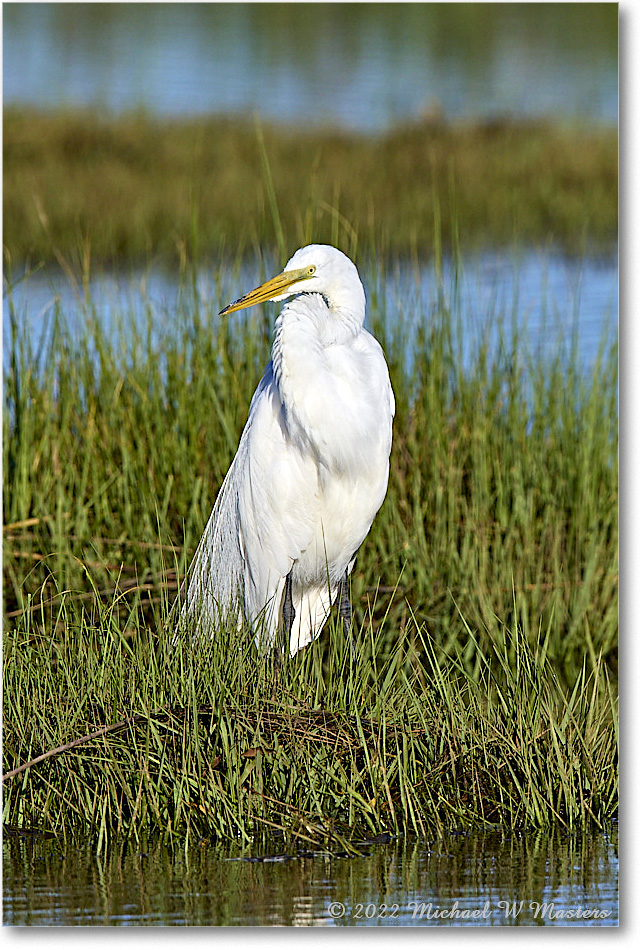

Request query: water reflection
[
  {"left": 4, "top": 3, "right": 617, "bottom": 129},
  {"left": 3, "top": 827, "right": 618, "bottom": 925}
]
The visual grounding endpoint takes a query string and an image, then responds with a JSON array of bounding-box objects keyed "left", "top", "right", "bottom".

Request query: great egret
[{"left": 181, "top": 244, "right": 395, "bottom": 656}]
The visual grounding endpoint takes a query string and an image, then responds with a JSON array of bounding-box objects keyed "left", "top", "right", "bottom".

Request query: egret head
[{"left": 220, "top": 245, "right": 365, "bottom": 324}]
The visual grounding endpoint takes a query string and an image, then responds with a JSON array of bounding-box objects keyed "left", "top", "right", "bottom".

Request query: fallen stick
[{"left": 2, "top": 714, "right": 147, "bottom": 781}]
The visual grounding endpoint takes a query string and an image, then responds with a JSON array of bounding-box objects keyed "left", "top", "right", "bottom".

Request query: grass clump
[
  {"left": 2, "top": 252, "right": 617, "bottom": 845},
  {"left": 2, "top": 600, "right": 617, "bottom": 850},
  {"left": 3, "top": 108, "right": 617, "bottom": 266}
]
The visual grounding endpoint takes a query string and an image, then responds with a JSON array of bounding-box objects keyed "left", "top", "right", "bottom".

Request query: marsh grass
[
  {"left": 2, "top": 246, "right": 617, "bottom": 845},
  {"left": 2, "top": 594, "right": 617, "bottom": 851},
  {"left": 3, "top": 108, "right": 617, "bottom": 266}
]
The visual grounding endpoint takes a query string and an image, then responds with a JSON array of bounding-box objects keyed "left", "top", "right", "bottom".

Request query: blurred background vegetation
[
  {"left": 4, "top": 108, "right": 617, "bottom": 268},
  {"left": 3, "top": 2, "right": 617, "bottom": 268}
]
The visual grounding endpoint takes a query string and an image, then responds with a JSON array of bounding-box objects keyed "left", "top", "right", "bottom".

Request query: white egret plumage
[{"left": 181, "top": 244, "right": 395, "bottom": 656}]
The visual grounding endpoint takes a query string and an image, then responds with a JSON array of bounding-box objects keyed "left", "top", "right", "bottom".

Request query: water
[
  {"left": 2, "top": 828, "right": 618, "bottom": 926},
  {"left": 382, "top": 250, "right": 617, "bottom": 374},
  {"left": 3, "top": 250, "right": 618, "bottom": 380},
  {"left": 4, "top": 3, "right": 617, "bottom": 130}
]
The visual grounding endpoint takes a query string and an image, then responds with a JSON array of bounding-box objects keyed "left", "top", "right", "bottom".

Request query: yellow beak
[{"left": 219, "top": 265, "right": 314, "bottom": 315}]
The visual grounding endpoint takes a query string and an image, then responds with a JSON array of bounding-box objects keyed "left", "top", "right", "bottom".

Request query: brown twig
[
  {"left": 3, "top": 705, "right": 390, "bottom": 783},
  {"left": 2, "top": 714, "right": 148, "bottom": 781}
]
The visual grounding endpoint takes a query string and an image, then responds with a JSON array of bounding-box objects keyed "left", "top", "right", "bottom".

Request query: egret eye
[{"left": 307, "top": 265, "right": 316, "bottom": 276}]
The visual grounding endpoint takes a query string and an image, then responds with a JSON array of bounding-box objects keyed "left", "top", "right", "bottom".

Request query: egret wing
[{"left": 182, "top": 365, "right": 317, "bottom": 648}]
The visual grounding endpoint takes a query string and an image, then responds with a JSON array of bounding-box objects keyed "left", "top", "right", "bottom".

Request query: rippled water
[
  {"left": 3, "top": 251, "right": 618, "bottom": 381},
  {"left": 4, "top": 4, "right": 617, "bottom": 129},
  {"left": 3, "top": 827, "right": 618, "bottom": 926}
]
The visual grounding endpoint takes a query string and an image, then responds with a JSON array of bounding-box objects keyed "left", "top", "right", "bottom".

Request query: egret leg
[
  {"left": 274, "top": 570, "right": 295, "bottom": 676},
  {"left": 339, "top": 569, "right": 356, "bottom": 661},
  {"left": 282, "top": 571, "right": 295, "bottom": 651},
  {"left": 272, "top": 573, "right": 294, "bottom": 696}
]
